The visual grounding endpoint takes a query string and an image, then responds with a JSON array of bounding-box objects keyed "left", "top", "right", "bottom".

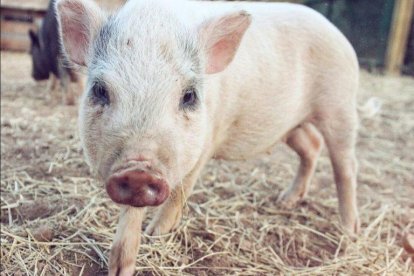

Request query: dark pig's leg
[{"left": 58, "top": 63, "right": 75, "bottom": 105}]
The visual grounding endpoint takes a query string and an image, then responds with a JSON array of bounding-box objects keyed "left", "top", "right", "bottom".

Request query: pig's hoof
[
  {"left": 276, "top": 189, "right": 304, "bottom": 208},
  {"left": 108, "top": 244, "right": 135, "bottom": 276},
  {"left": 108, "top": 264, "right": 135, "bottom": 276},
  {"left": 342, "top": 216, "right": 360, "bottom": 237},
  {"left": 145, "top": 209, "right": 182, "bottom": 236}
]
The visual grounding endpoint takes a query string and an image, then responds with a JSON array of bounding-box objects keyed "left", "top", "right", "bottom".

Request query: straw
[{"left": 1, "top": 52, "right": 413, "bottom": 275}]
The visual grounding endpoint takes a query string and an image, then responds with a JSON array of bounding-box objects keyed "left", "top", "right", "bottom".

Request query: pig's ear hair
[
  {"left": 55, "top": 0, "right": 105, "bottom": 66},
  {"left": 28, "top": 29, "right": 39, "bottom": 45},
  {"left": 198, "top": 11, "right": 251, "bottom": 74}
]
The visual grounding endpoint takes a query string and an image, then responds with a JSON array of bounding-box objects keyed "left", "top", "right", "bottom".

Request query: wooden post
[{"left": 385, "top": 0, "right": 414, "bottom": 75}]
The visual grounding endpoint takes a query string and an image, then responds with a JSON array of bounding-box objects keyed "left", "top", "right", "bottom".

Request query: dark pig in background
[{"left": 28, "top": 0, "right": 82, "bottom": 105}]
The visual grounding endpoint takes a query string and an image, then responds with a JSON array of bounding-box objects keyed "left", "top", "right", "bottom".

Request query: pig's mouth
[{"left": 105, "top": 168, "right": 169, "bottom": 207}]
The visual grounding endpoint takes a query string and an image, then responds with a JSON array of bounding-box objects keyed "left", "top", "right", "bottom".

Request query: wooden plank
[
  {"left": 0, "top": 0, "right": 126, "bottom": 12},
  {"left": 1, "top": 20, "right": 35, "bottom": 36},
  {"left": 385, "top": 0, "right": 414, "bottom": 75},
  {"left": 0, "top": 8, "right": 38, "bottom": 51},
  {"left": 1, "top": 8, "right": 45, "bottom": 22},
  {"left": 0, "top": 0, "right": 49, "bottom": 11},
  {"left": 1, "top": 33, "right": 30, "bottom": 51}
]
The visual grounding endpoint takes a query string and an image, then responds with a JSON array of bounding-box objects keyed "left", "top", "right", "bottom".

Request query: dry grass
[{"left": 1, "top": 51, "right": 413, "bottom": 275}]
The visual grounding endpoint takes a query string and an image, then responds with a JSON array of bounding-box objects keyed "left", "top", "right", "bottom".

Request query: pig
[
  {"left": 28, "top": 0, "right": 81, "bottom": 105},
  {"left": 56, "top": 0, "right": 360, "bottom": 274}
]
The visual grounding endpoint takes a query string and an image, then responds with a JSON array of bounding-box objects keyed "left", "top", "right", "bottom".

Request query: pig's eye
[
  {"left": 91, "top": 83, "right": 110, "bottom": 106},
  {"left": 181, "top": 87, "right": 197, "bottom": 109}
]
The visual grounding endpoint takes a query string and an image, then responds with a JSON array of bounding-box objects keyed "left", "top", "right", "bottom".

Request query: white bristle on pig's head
[
  {"left": 55, "top": 0, "right": 207, "bottom": 186},
  {"left": 55, "top": 0, "right": 251, "bottom": 193}
]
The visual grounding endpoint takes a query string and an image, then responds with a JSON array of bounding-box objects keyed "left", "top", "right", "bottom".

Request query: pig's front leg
[
  {"left": 47, "top": 74, "right": 59, "bottom": 92},
  {"left": 109, "top": 207, "right": 146, "bottom": 276},
  {"left": 145, "top": 156, "right": 209, "bottom": 236},
  {"left": 145, "top": 173, "right": 198, "bottom": 236}
]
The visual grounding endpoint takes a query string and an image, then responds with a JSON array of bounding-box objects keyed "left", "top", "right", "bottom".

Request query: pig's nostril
[
  {"left": 118, "top": 181, "right": 130, "bottom": 198},
  {"left": 120, "top": 182, "right": 129, "bottom": 190},
  {"left": 146, "top": 183, "right": 159, "bottom": 198}
]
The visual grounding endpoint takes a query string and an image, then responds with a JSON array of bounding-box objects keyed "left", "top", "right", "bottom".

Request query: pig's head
[
  {"left": 56, "top": 0, "right": 251, "bottom": 207},
  {"left": 28, "top": 29, "right": 50, "bottom": 81}
]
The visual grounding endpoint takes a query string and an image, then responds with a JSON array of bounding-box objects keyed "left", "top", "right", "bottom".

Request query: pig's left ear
[
  {"left": 55, "top": 0, "right": 105, "bottom": 66},
  {"left": 198, "top": 11, "right": 251, "bottom": 74}
]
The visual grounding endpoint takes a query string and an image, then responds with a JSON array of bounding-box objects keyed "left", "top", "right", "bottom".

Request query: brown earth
[{"left": 1, "top": 51, "right": 413, "bottom": 275}]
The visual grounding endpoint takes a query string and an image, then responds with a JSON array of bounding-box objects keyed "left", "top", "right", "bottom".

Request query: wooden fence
[{"left": 1, "top": 0, "right": 413, "bottom": 75}]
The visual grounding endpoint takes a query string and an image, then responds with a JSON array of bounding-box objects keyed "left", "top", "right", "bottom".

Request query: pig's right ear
[
  {"left": 55, "top": 0, "right": 105, "bottom": 66},
  {"left": 198, "top": 11, "right": 251, "bottom": 74}
]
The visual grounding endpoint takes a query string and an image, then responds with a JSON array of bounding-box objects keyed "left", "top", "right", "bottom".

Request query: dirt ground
[{"left": 1, "top": 51, "right": 413, "bottom": 275}]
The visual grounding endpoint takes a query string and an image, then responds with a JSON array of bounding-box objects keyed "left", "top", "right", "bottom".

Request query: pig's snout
[{"left": 106, "top": 170, "right": 169, "bottom": 207}]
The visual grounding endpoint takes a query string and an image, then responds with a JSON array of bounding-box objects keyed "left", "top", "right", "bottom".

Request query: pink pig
[{"left": 56, "top": 0, "right": 360, "bottom": 274}]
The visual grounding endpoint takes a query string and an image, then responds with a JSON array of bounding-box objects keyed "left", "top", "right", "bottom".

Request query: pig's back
[{"left": 193, "top": 2, "right": 359, "bottom": 159}]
